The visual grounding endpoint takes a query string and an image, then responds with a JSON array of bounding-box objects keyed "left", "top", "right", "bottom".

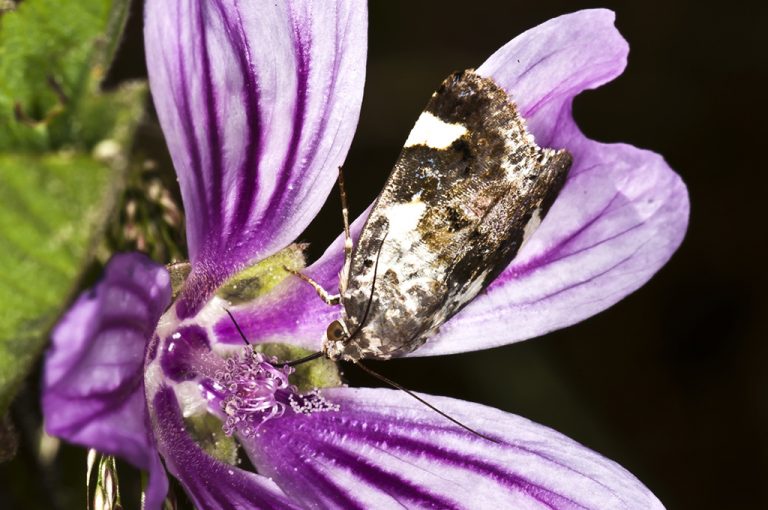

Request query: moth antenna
[
  {"left": 353, "top": 361, "right": 499, "bottom": 443},
  {"left": 347, "top": 230, "right": 389, "bottom": 342},
  {"left": 224, "top": 307, "right": 322, "bottom": 367},
  {"left": 273, "top": 231, "right": 387, "bottom": 369},
  {"left": 223, "top": 308, "right": 250, "bottom": 346},
  {"left": 281, "top": 351, "right": 324, "bottom": 368},
  {"left": 337, "top": 167, "right": 352, "bottom": 268}
]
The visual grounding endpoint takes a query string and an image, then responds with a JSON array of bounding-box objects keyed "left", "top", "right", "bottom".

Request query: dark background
[
  {"left": 346, "top": 2, "right": 768, "bottom": 507},
  {"left": 4, "top": 1, "right": 768, "bottom": 508}
]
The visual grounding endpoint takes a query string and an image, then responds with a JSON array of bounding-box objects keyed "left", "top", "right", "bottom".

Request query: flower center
[
  {"left": 214, "top": 349, "right": 293, "bottom": 437},
  {"left": 213, "top": 348, "right": 338, "bottom": 437}
]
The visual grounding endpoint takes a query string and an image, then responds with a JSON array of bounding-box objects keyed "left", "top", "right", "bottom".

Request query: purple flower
[{"left": 42, "top": 2, "right": 688, "bottom": 509}]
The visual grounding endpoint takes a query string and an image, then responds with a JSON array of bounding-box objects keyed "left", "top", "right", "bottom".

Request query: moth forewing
[{"left": 325, "top": 69, "right": 572, "bottom": 361}]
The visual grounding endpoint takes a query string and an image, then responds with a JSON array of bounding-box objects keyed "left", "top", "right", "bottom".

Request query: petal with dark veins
[
  {"left": 245, "top": 387, "right": 664, "bottom": 509},
  {"left": 144, "top": 0, "right": 367, "bottom": 318},
  {"left": 150, "top": 386, "right": 301, "bottom": 510},
  {"left": 418, "top": 10, "right": 689, "bottom": 355},
  {"left": 218, "top": 10, "right": 689, "bottom": 358},
  {"left": 42, "top": 253, "right": 171, "bottom": 507}
]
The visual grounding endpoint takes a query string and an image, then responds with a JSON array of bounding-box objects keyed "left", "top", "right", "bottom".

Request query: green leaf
[
  {"left": 0, "top": 0, "right": 147, "bottom": 419},
  {"left": 0, "top": 153, "right": 116, "bottom": 413},
  {"left": 0, "top": 0, "right": 133, "bottom": 151}
]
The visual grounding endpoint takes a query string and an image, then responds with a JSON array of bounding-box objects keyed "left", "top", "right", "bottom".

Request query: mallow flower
[{"left": 41, "top": 2, "right": 688, "bottom": 509}]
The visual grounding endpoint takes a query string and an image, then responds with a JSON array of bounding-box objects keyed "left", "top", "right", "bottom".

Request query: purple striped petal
[
  {"left": 42, "top": 253, "right": 171, "bottom": 505},
  {"left": 149, "top": 386, "right": 301, "bottom": 510},
  {"left": 244, "top": 387, "right": 663, "bottom": 509},
  {"left": 212, "top": 210, "right": 371, "bottom": 351},
  {"left": 421, "top": 143, "right": 688, "bottom": 355},
  {"left": 416, "top": 10, "right": 689, "bottom": 355},
  {"left": 477, "top": 9, "right": 628, "bottom": 146},
  {"left": 145, "top": 0, "right": 367, "bottom": 318},
  {"left": 213, "top": 273, "right": 339, "bottom": 351},
  {"left": 217, "top": 9, "right": 689, "bottom": 358}
]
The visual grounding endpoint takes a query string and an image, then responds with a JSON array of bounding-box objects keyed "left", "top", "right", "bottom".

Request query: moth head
[{"left": 322, "top": 319, "right": 352, "bottom": 360}]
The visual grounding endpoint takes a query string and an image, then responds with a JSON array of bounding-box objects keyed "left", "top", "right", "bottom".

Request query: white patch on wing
[
  {"left": 382, "top": 200, "right": 426, "bottom": 239},
  {"left": 520, "top": 207, "right": 543, "bottom": 249},
  {"left": 404, "top": 112, "right": 467, "bottom": 149},
  {"left": 499, "top": 127, "right": 537, "bottom": 180},
  {"left": 350, "top": 199, "right": 443, "bottom": 313}
]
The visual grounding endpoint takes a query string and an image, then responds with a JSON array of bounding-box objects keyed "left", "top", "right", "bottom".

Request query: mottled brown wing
[{"left": 339, "top": 70, "right": 572, "bottom": 360}]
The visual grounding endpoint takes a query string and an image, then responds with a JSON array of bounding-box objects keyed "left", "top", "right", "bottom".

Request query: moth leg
[
  {"left": 284, "top": 266, "right": 341, "bottom": 305},
  {"left": 338, "top": 167, "right": 353, "bottom": 294}
]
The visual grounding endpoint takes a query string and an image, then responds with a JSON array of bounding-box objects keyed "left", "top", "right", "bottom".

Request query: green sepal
[
  {"left": 183, "top": 413, "right": 239, "bottom": 466},
  {"left": 167, "top": 262, "right": 192, "bottom": 300},
  {"left": 254, "top": 343, "right": 342, "bottom": 392},
  {"left": 216, "top": 244, "right": 308, "bottom": 304}
]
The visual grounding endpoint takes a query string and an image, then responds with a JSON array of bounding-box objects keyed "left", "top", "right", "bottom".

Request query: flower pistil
[{"left": 213, "top": 349, "right": 338, "bottom": 438}]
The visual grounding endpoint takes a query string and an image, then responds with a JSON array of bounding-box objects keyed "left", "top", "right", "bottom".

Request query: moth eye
[{"left": 326, "top": 320, "right": 346, "bottom": 342}]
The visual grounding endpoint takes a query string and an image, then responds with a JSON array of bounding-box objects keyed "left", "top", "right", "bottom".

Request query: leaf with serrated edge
[
  {"left": 0, "top": 0, "right": 134, "bottom": 151},
  {"left": 0, "top": 0, "right": 145, "bottom": 418}
]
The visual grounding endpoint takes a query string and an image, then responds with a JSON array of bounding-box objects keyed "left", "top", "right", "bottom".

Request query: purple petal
[
  {"left": 149, "top": 386, "right": 302, "bottom": 510},
  {"left": 476, "top": 9, "right": 627, "bottom": 145},
  {"left": 213, "top": 275, "right": 339, "bottom": 351},
  {"left": 244, "top": 387, "right": 663, "bottom": 509},
  {"left": 421, "top": 143, "right": 688, "bottom": 355},
  {"left": 144, "top": 449, "right": 170, "bottom": 510},
  {"left": 415, "top": 10, "right": 689, "bottom": 355},
  {"left": 144, "top": 0, "right": 367, "bottom": 317},
  {"left": 212, "top": 208, "right": 371, "bottom": 350},
  {"left": 42, "top": 254, "right": 171, "bottom": 478},
  {"left": 213, "top": 9, "right": 689, "bottom": 357}
]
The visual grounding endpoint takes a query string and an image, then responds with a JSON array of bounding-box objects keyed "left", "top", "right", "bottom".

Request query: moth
[{"left": 297, "top": 69, "right": 572, "bottom": 362}]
